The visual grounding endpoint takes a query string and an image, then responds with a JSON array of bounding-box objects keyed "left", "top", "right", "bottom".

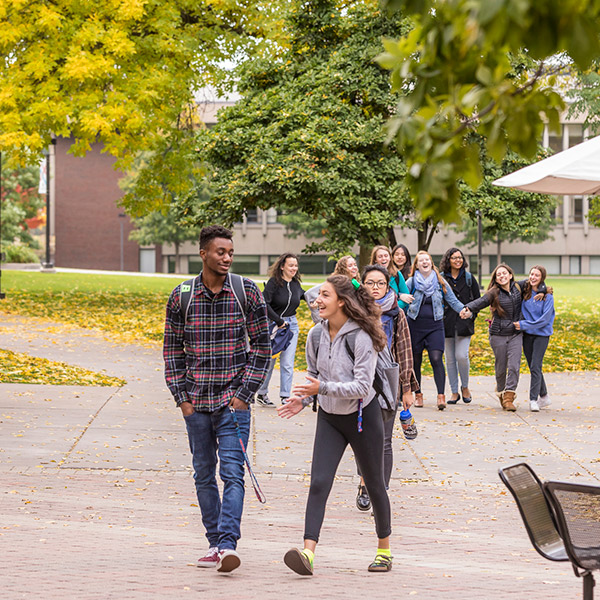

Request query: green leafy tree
[
  {"left": 188, "top": 0, "right": 414, "bottom": 262},
  {"left": 129, "top": 204, "right": 203, "bottom": 274},
  {"left": 376, "top": 0, "right": 600, "bottom": 222},
  {"left": 1, "top": 161, "right": 44, "bottom": 246},
  {"left": 0, "top": 0, "right": 286, "bottom": 213}
]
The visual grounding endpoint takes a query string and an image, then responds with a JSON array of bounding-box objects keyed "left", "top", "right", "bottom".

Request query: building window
[
  {"left": 547, "top": 125, "right": 563, "bottom": 154},
  {"left": 590, "top": 257, "right": 600, "bottom": 275},
  {"left": 298, "top": 255, "right": 336, "bottom": 275},
  {"left": 570, "top": 256, "right": 581, "bottom": 275},
  {"left": 488, "top": 255, "right": 525, "bottom": 275},
  {"left": 167, "top": 256, "right": 176, "bottom": 273},
  {"left": 188, "top": 257, "right": 203, "bottom": 274},
  {"left": 526, "top": 256, "right": 561, "bottom": 275},
  {"left": 245, "top": 209, "right": 259, "bottom": 223},
  {"left": 266, "top": 208, "right": 278, "bottom": 224},
  {"left": 567, "top": 123, "right": 583, "bottom": 148},
  {"left": 569, "top": 197, "right": 584, "bottom": 224},
  {"left": 232, "top": 255, "right": 260, "bottom": 275}
]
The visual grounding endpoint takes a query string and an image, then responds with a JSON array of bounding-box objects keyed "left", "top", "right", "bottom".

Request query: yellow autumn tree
[{"left": 0, "top": 0, "right": 286, "bottom": 213}]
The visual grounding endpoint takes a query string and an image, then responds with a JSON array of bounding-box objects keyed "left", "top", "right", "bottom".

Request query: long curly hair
[
  {"left": 439, "top": 247, "right": 469, "bottom": 276},
  {"left": 268, "top": 252, "right": 302, "bottom": 286},
  {"left": 326, "top": 275, "right": 387, "bottom": 352},
  {"left": 333, "top": 255, "right": 360, "bottom": 282}
]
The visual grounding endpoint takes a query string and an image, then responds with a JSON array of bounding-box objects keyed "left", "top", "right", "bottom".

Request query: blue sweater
[{"left": 519, "top": 294, "right": 555, "bottom": 337}]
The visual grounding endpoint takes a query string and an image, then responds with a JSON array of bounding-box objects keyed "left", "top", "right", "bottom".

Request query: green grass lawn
[{"left": 1, "top": 270, "right": 599, "bottom": 384}]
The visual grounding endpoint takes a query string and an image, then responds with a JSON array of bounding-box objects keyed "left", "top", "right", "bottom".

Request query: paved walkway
[{"left": 1, "top": 314, "right": 599, "bottom": 599}]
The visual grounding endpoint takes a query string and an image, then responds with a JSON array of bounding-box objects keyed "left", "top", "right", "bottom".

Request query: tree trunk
[
  {"left": 417, "top": 218, "right": 439, "bottom": 252},
  {"left": 387, "top": 226, "right": 397, "bottom": 249},
  {"left": 358, "top": 242, "right": 372, "bottom": 271}
]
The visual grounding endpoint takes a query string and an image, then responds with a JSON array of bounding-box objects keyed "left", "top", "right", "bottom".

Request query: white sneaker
[
  {"left": 538, "top": 394, "right": 551, "bottom": 409},
  {"left": 529, "top": 400, "right": 540, "bottom": 412},
  {"left": 217, "top": 549, "right": 241, "bottom": 573}
]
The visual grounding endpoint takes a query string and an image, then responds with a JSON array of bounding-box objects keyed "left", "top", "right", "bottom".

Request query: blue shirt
[{"left": 519, "top": 294, "right": 555, "bottom": 337}]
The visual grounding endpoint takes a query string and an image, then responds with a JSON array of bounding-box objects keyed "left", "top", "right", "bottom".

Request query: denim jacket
[{"left": 405, "top": 276, "right": 465, "bottom": 321}]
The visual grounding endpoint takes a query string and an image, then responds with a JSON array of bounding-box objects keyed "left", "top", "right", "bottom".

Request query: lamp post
[
  {"left": 41, "top": 141, "right": 55, "bottom": 269},
  {"left": 119, "top": 213, "right": 126, "bottom": 271},
  {"left": 476, "top": 209, "right": 483, "bottom": 287},
  {"left": 0, "top": 151, "right": 5, "bottom": 299}
]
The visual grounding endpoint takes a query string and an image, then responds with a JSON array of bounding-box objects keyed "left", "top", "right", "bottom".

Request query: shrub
[{"left": 1, "top": 243, "right": 39, "bottom": 263}]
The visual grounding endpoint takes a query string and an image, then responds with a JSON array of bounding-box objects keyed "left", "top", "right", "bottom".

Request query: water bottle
[{"left": 399, "top": 409, "right": 418, "bottom": 440}]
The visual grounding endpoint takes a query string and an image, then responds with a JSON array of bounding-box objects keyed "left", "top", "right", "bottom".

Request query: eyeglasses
[
  {"left": 450, "top": 255, "right": 463, "bottom": 261},
  {"left": 364, "top": 280, "right": 387, "bottom": 288}
]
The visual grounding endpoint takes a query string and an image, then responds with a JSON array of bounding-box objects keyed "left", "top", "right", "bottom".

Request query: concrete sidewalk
[{"left": 1, "top": 314, "right": 599, "bottom": 599}]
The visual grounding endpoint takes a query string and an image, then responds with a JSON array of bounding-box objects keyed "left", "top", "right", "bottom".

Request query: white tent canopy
[{"left": 493, "top": 134, "right": 600, "bottom": 195}]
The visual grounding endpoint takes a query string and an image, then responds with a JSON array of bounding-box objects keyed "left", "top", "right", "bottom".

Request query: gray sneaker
[
  {"left": 529, "top": 400, "right": 540, "bottom": 412},
  {"left": 256, "top": 394, "right": 275, "bottom": 407}
]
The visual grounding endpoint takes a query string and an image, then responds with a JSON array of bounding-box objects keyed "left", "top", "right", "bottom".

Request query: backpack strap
[
  {"left": 309, "top": 323, "right": 323, "bottom": 412},
  {"left": 179, "top": 278, "right": 195, "bottom": 324},
  {"left": 343, "top": 333, "right": 391, "bottom": 410},
  {"left": 228, "top": 273, "right": 250, "bottom": 353}
]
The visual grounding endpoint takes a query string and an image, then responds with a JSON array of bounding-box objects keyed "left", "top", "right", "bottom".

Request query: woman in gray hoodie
[{"left": 278, "top": 275, "right": 393, "bottom": 575}]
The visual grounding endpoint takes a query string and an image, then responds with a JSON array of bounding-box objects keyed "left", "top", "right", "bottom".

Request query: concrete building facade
[{"left": 53, "top": 103, "right": 600, "bottom": 276}]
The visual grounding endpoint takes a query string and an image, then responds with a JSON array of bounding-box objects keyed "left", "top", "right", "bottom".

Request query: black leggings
[
  {"left": 304, "top": 399, "right": 391, "bottom": 543},
  {"left": 357, "top": 405, "right": 398, "bottom": 488},
  {"left": 414, "top": 348, "right": 445, "bottom": 394}
]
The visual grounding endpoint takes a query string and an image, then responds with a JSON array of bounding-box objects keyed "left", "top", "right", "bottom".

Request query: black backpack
[{"left": 310, "top": 323, "right": 400, "bottom": 421}]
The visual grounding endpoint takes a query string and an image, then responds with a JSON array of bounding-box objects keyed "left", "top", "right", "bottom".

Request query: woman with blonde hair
[{"left": 405, "top": 251, "right": 466, "bottom": 410}]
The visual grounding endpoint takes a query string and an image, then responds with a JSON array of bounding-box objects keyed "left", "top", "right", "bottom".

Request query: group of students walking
[{"left": 162, "top": 225, "right": 556, "bottom": 577}]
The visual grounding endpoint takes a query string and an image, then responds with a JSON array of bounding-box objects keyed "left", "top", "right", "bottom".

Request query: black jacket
[
  {"left": 442, "top": 270, "right": 480, "bottom": 337},
  {"left": 262, "top": 278, "right": 305, "bottom": 326},
  {"left": 467, "top": 281, "right": 522, "bottom": 336}
]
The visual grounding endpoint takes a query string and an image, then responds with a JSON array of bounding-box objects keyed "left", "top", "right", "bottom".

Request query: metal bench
[{"left": 499, "top": 463, "right": 600, "bottom": 599}]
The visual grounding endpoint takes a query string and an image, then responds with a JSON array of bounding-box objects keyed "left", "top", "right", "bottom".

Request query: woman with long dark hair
[
  {"left": 514, "top": 265, "right": 555, "bottom": 412},
  {"left": 278, "top": 275, "right": 394, "bottom": 575},
  {"left": 370, "top": 244, "right": 411, "bottom": 308},
  {"left": 405, "top": 251, "right": 466, "bottom": 410},
  {"left": 439, "top": 248, "right": 480, "bottom": 404},
  {"left": 256, "top": 253, "right": 305, "bottom": 406},
  {"left": 392, "top": 243, "right": 412, "bottom": 282},
  {"left": 462, "top": 263, "right": 522, "bottom": 411}
]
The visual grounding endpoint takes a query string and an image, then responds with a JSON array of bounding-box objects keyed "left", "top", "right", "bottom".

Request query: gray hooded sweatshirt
[{"left": 306, "top": 318, "right": 377, "bottom": 415}]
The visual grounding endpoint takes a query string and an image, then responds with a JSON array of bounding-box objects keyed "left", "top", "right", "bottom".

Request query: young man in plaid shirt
[{"left": 163, "top": 225, "right": 271, "bottom": 573}]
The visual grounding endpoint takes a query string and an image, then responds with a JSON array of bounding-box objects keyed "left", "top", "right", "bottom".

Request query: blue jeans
[
  {"left": 258, "top": 315, "right": 299, "bottom": 399},
  {"left": 184, "top": 406, "right": 251, "bottom": 550}
]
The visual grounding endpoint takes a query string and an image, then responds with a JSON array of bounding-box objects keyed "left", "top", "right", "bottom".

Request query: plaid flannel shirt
[
  {"left": 163, "top": 273, "right": 271, "bottom": 411},
  {"left": 393, "top": 309, "right": 419, "bottom": 394}
]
